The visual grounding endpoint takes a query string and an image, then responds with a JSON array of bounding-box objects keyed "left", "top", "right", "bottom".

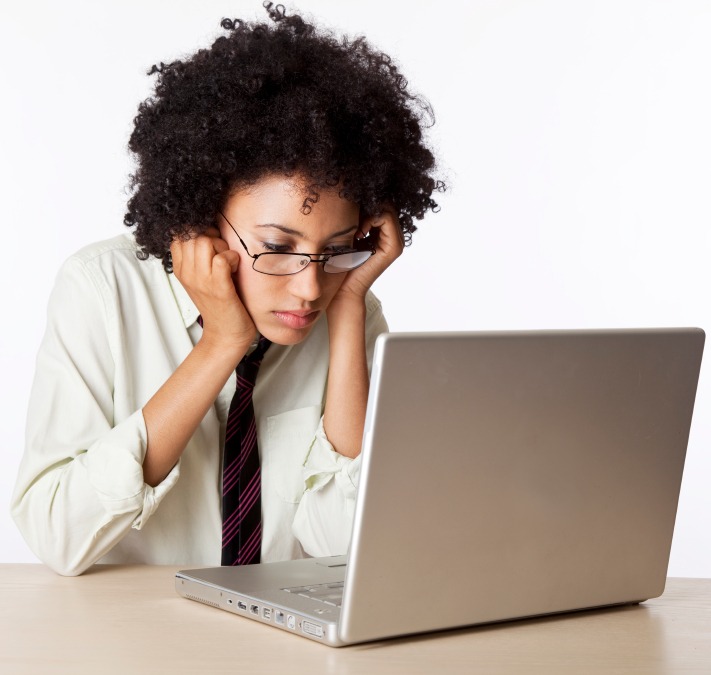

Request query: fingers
[
  {"left": 337, "top": 206, "right": 404, "bottom": 301},
  {"left": 169, "top": 230, "right": 243, "bottom": 323},
  {"left": 193, "top": 234, "right": 222, "bottom": 278},
  {"left": 169, "top": 229, "right": 255, "bottom": 348},
  {"left": 363, "top": 206, "right": 404, "bottom": 261},
  {"left": 214, "top": 249, "right": 241, "bottom": 275},
  {"left": 171, "top": 229, "right": 232, "bottom": 276}
]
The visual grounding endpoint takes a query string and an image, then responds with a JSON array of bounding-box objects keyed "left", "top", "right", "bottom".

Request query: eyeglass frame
[{"left": 218, "top": 211, "right": 376, "bottom": 276}]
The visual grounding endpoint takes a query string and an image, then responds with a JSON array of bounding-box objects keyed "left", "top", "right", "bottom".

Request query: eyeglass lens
[{"left": 253, "top": 250, "right": 373, "bottom": 275}]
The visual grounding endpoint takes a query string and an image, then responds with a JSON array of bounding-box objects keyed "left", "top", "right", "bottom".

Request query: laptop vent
[{"left": 185, "top": 593, "right": 220, "bottom": 609}]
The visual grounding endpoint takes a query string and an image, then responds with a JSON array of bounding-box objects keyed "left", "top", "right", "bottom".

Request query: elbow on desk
[
  {"left": 42, "top": 559, "right": 91, "bottom": 578},
  {"left": 10, "top": 498, "right": 102, "bottom": 578},
  {"left": 11, "top": 518, "right": 92, "bottom": 577}
]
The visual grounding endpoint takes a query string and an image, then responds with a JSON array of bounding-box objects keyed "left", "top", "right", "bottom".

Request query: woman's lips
[{"left": 272, "top": 310, "right": 320, "bottom": 329}]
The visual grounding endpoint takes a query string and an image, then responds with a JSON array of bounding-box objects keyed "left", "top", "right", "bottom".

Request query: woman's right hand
[{"left": 170, "top": 228, "right": 256, "bottom": 360}]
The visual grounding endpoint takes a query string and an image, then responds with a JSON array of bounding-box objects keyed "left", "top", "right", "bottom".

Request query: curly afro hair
[{"left": 124, "top": 2, "right": 444, "bottom": 269}]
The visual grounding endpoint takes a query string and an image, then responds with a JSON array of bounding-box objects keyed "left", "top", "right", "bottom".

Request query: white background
[{"left": 1, "top": 0, "right": 709, "bottom": 575}]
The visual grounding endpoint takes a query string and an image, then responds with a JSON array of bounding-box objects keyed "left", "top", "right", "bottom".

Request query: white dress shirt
[{"left": 11, "top": 233, "right": 387, "bottom": 575}]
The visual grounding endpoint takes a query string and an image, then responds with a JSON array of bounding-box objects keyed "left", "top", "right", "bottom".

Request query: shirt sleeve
[
  {"left": 291, "top": 293, "right": 388, "bottom": 557},
  {"left": 10, "top": 256, "right": 179, "bottom": 576}
]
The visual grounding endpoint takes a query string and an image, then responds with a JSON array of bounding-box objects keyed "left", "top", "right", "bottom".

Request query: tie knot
[
  {"left": 237, "top": 336, "right": 271, "bottom": 382},
  {"left": 249, "top": 336, "right": 271, "bottom": 363}
]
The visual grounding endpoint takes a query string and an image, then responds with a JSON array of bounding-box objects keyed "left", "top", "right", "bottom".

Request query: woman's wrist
[
  {"left": 198, "top": 329, "right": 253, "bottom": 367},
  {"left": 326, "top": 290, "right": 367, "bottom": 328}
]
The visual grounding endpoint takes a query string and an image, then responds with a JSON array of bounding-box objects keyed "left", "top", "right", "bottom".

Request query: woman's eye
[
  {"left": 325, "top": 245, "right": 353, "bottom": 254},
  {"left": 261, "top": 242, "right": 291, "bottom": 253}
]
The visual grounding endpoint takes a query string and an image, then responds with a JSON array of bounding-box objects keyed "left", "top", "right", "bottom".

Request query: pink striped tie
[{"left": 221, "top": 336, "right": 271, "bottom": 566}]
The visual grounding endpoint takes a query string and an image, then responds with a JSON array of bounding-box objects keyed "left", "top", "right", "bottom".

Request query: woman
[{"left": 11, "top": 3, "right": 443, "bottom": 575}]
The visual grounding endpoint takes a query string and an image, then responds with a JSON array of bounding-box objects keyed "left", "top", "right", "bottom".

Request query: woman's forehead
[{"left": 225, "top": 174, "right": 359, "bottom": 237}]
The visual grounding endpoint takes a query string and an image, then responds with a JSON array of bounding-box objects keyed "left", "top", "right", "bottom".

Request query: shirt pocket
[{"left": 264, "top": 405, "right": 322, "bottom": 504}]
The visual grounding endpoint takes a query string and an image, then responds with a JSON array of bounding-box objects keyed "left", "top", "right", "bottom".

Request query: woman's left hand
[{"left": 332, "top": 204, "right": 405, "bottom": 303}]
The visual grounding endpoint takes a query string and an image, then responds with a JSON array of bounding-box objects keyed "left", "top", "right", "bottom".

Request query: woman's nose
[{"left": 287, "top": 260, "right": 324, "bottom": 302}]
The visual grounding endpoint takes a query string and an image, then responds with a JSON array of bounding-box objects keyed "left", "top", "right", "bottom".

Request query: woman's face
[{"left": 219, "top": 174, "right": 360, "bottom": 345}]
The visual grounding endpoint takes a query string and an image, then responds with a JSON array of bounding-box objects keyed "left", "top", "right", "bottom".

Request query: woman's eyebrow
[{"left": 255, "top": 223, "right": 358, "bottom": 238}]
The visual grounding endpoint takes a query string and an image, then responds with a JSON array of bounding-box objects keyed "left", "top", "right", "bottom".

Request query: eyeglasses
[{"left": 219, "top": 212, "right": 375, "bottom": 276}]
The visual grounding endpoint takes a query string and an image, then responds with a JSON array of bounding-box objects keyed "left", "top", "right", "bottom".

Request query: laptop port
[
  {"left": 275, "top": 611, "right": 285, "bottom": 625},
  {"left": 263, "top": 607, "right": 272, "bottom": 621},
  {"left": 237, "top": 601, "right": 247, "bottom": 611},
  {"left": 302, "top": 621, "right": 324, "bottom": 638},
  {"left": 250, "top": 604, "right": 259, "bottom": 615}
]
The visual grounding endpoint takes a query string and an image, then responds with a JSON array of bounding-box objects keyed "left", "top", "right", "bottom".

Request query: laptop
[{"left": 176, "top": 328, "right": 705, "bottom": 647}]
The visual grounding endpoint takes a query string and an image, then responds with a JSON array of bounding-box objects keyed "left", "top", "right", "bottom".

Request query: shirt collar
[{"left": 167, "top": 271, "right": 200, "bottom": 328}]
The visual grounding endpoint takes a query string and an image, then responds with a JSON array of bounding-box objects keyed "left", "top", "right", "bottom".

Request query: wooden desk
[{"left": 1, "top": 565, "right": 709, "bottom": 674}]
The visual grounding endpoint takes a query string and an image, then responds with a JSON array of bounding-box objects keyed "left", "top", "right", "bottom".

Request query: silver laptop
[{"left": 176, "top": 328, "right": 705, "bottom": 647}]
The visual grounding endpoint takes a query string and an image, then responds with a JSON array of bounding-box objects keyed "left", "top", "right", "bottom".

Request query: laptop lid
[
  {"left": 338, "top": 328, "right": 704, "bottom": 643},
  {"left": 177, "top": 328, "right": 704, "bottom": 646}
]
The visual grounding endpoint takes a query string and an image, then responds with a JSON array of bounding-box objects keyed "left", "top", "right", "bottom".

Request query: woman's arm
[
  {"left": 12, "top": 252, "right": 168, "bottom": 575},
  {"left": 323, "top": 207, "right": 404, "bottom": 458},
  {"left": 142, "top": 230, "right": 255, "bottom": 486},
  {"left": 11, "top": 232, "right": 253, "bottom": 574},
  {"left": 293, "top": 293, "right": 388, "bottom": 556}
]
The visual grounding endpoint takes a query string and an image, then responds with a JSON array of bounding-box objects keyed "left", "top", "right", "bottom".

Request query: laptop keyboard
[{"left": 282, "top": 581, "right": 344, "bottom": 607}]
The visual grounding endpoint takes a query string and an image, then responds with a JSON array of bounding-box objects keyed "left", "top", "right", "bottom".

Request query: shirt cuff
[
  {"left": 79, "top": 409, "right": 180, "bottom": 529},
  {"left": 302, "top": 417, "right": 361, "bottom": 499}
]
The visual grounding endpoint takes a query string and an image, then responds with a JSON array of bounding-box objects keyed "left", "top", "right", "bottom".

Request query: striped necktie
[{"left": 221, "top": 336, "right": 271, "bottom": 566}]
